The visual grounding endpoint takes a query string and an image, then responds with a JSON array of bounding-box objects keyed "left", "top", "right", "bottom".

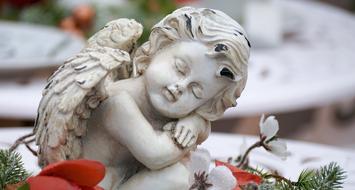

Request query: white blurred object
[
  {"left": 224, "top": 0, "right": 355, "bottom": 117},
  {"left": 1, "top": 1, "right": 355, "bottom": 119},
  {"left": 244, "top": 0, "right": 282, "bottom": 48},
  {"left": 207, "top": 166, "right": 236, "bottom": 190},
  {"left": 190, "top": 0, "right": 246, "bottom": 22},
  {"left": 0, "top": 79, "right": 44, "bottom": 119},
  {"left": 0, "top": 21, "right": 85, "bottom": 70}
]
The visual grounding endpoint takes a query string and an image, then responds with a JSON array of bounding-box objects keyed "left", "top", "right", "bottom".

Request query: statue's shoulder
[{"left": 106, "top": 89, "right": 137, "bottom": 109}]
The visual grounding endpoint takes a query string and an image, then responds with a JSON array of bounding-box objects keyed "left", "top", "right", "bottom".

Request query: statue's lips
[{"left": 162, "top": 87, "right": 177, "bottom": 102}]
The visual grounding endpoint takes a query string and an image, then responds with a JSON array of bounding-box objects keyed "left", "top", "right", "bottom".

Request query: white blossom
[
  {"left": 267, "top": 139, "right": 290, "bottom": 160},
  {"left": 259, "top": 114, "right": 279, "bottom": 141},
  {"left": 187, "top": 148, "right": 237, "bottom": 190},
  {"left": 187, "top": 148, "right": 211, "bottom": 184},
  {"left": 259, "top": 114, "right": 290, "bottom": 160},
  {"left": 207, "top": 166, "right": 236, "bottom": 190}
]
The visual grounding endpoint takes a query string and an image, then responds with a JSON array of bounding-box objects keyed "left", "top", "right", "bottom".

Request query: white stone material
[{"left": 33, "top": 7, "right": 250, "bottom": 189}]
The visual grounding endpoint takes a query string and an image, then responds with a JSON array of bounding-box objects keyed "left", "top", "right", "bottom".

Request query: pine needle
[
  {"left": 309, "top": 162, "right": 347, "bottom": 190},
  {"left": 251, "top": 162, "right": 346, "bottom": 190},
  {"left": 0, "top": 149, "right": 29, "bottom": 190}
]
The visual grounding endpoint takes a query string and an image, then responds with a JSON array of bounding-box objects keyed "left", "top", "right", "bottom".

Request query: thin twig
[
  {"left": 237, "top": 136, "right": 267, "bottom": 168},
  {"left": 264, "top": 174, "right": 297, "bottom": 186},
  {"left": 24, "top": 138, "right": 35, "bottom": 144},
  {"left": 23, "top": 137, "right": 38, "bottom": 156},
  {"left": 9, "top": 132, "right": 35, "bottom": 152}
]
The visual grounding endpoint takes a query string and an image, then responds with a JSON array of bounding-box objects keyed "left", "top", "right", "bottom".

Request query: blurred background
[{"left": 1, "top": 0, "right": 355, "bottom": 149}]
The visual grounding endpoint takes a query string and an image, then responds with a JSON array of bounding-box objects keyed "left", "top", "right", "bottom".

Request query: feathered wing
[
  {"left": 34, "top": 47, "right": 130, "bottom": 166},
  {"left": 34, "top": 18, "right": 143, "bottom": 167}
]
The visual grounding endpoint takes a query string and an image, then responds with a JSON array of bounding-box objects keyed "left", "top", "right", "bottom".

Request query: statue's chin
[{"left": 148, "top": 94, "right": 190, "bottom": 119}]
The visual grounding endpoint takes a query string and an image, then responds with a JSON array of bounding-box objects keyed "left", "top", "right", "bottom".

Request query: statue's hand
[
  {"left": 165, "top": 116, "right": 205, "bottom": 148},
  {"left": 174, "top": 121, "right": 199, "bottom": 148},
  {"left": 163, "top": 121, "right": 193, "bottom": 148}
]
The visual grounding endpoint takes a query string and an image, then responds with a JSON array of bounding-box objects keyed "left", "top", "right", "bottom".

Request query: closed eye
[
  {"left": 191, "top": 83, "right": 203, "bottom": 99},
  {"left": 175, "top": 58, "right": 189, "bottom": 76},
  {"left": 220, "top": 67, "right": 235, "bottom": 80}
]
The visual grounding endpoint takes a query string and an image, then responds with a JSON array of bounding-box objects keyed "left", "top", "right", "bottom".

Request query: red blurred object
[
  {"left": 72, "top": 4, "right": 95, "bottom": 30},
  {"left": 59, "top": 4, "right": 95, "bottom": 37},
  {"left": 59, "top": 16, "right": 85, "bottom": 37},
  {"left": 215, "top": 160, "right": 262, "bottom": 189},
  {"left": 38, "top": 159, "right": 105, "bottom": 187},
  {"left": 175, "top": 0, "right": 198, "bottom": 4},
  {"left": 27, "top": 159, "right": 106, "bottom": 190},
  {"left": 147, "top": 0, "right": 161, "bottom": 12},
  {"left": 60, "top": 17, "right": 77, "bottom": 30},
  {"left": 27, "top": 176, "right": 80, "bottom": 190},
  {"left": 6, "top": 0, "right": 41, "bottom": 8}
]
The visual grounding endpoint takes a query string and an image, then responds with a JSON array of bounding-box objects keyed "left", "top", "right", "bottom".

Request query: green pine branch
[
  {"left": 308, "top": 162, "right": 347, "bottom": 190},
  {"left": 0, "top": 149, "right": 29, "bottom": 190},
  {"left": 244, "top": 162, "right": 346, "bottom": 190}
]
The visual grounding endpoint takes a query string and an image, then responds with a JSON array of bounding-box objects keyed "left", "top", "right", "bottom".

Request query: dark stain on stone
[
  {"left": 74, "top": 65, "right": 87, "bottom": 71},
  {"left": 198, "top": 26, "right": 203, "bottom": 34},
  {"left": 44, "top": 80, "right": 53, "bottom": 90},
  {"left": 129, "top": 44, "right": 135, "bottom": 54},
  {"left": 34, "top": 112, "right": 39, "bottom": 128},
  {"left": 184, "top": 14, "right": 194, "bottom": 38},
  {"left": 77, "top": 80, "right": 86, "bottom": 85},
  {"left": 235, "top": 30, "right": 243, "bottom": 36},
  {"left": 208, "top": 9, "right": 216, "bottom": 14},
  {"left": 215, "top": 43, "right": 228, "bottom": 52},
  {"left": 244, "top": 36, "right": 251, "bottom": 48}
]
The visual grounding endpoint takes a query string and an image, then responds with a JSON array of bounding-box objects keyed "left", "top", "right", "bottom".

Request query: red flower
[
  {"left": 26, "top": 159, "right": 105, "bottom": 190},
  {"left": 215, "top": 160, "right": 262, "bottom": 189}
]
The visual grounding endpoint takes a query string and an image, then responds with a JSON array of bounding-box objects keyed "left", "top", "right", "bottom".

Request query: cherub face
[{"left": 144, "top": 41, "right": 237, "bottom": 118}]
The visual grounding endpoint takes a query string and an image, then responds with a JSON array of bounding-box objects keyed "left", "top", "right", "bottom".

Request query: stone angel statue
[{"left": 32, "top": 7, "right": 250, "bottom": 190}]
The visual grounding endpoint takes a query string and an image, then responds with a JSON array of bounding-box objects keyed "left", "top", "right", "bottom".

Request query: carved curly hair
[{"left": 133, "top": 7, "right": 250, "bottom": 121}]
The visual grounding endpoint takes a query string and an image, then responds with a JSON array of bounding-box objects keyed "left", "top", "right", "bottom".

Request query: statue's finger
[
  {"left": 182, "top": 133, "right": 193, "bottom": 147},
  {"left": 178, "top": 128, "right": 190, "bottom": 144},
  {"left": 174, "top": 125, "right": 183, "bottom": 139},
  {"left": 187, "top": 136, "right": 197, "bottom": 147}
]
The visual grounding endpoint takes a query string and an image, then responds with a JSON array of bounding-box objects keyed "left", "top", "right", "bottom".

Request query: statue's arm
[{"left": 103, "top": 91, "right": 189, "bottom": 170}]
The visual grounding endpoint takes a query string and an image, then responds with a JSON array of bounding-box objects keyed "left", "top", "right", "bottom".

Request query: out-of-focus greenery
[
  {"left": 0, "top": 0, "right": 69, "bottom": 25},
  {"left": 20, "top": 2, "right": 69, "bottom": 26},
  {"left": 0, "top": 0, "right": 179, "bottom": 43},
  {"left": 94, "top": 0, "right": 177, "bottom": 44}
]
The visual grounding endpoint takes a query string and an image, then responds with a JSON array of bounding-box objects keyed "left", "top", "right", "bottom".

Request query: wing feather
[
  {"left": 35, "top": 18, "right": 142, "bottom": 167},
  {"left": 58, "top": 85, "right": 88, "bottom": 113},
  {"left": 74, "top": 67, "right": 107, "bottom": 89},
  {"left": 35, "top": 47, "right": 130, "bottom": 166}
]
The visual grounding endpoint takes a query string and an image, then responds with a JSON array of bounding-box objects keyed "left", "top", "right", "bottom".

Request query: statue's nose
[
  {"left": 167, "top": 84, "right": 182, "bottom": 99},
  {"left": 167, "top": 79, "right": 190, "bottom": 99}
]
